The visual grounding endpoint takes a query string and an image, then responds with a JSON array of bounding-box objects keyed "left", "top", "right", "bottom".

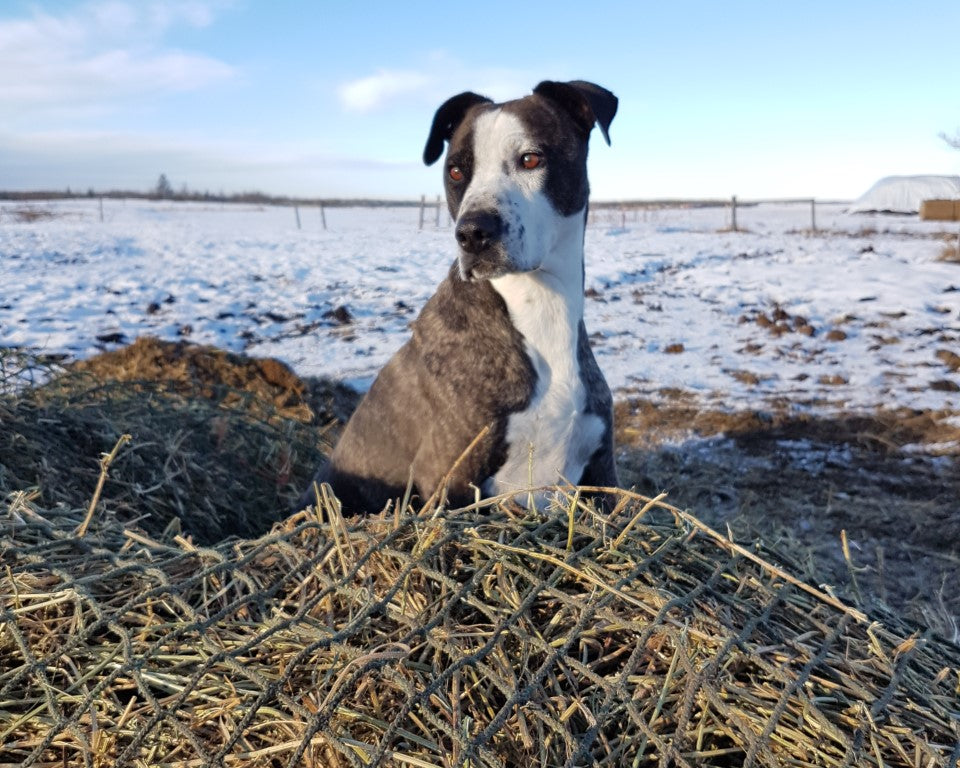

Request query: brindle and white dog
[{"left": 305, "top": 80, "right": 619, "bottom": 513}]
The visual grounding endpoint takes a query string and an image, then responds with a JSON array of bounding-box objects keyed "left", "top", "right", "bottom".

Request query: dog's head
[{"left": 424, "top": 81, "right": 617, "bottom": 282}]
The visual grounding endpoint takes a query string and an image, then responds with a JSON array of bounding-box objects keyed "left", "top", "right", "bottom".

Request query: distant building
[{"left": 849, "top": 175, "right": 960, "bottom": 214}]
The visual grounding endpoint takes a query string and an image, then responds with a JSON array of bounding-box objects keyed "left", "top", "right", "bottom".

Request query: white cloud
[
  {"left": 88, "top": 1, "right": 138, "bottom": 32},
  {"left": 147, "top": 1, "right": 219, "bottom": 30},
  {"left": 336, "top": 56, "right": 541, "bottom": 113},
  {"left": 0, "top": 1, "right": 234, "bottom": 126},
  {"left": 338, "top": 70, "right": 430, "bottom": 112}
]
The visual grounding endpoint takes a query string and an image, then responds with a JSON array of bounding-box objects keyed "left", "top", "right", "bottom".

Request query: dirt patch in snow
[{"left": 615, "top": 396, "right": 960, "bottom": 453}]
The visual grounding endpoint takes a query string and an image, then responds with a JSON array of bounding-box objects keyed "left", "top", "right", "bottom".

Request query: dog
[{"left": 304, "top": 80, "right": 619, "bottom": 514}]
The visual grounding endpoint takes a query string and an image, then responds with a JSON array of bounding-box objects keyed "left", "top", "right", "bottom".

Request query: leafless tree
[
  {"left": 940, "top": 129, "right": 960, "bottom": 150},
  {"left": 155, "top": 173, "right": 173, "bottom": 199}
]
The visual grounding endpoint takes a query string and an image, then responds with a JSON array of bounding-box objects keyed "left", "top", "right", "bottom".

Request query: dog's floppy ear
[
  {"left": 423, "top": 91, "right": 493, "bottom": 165},
  {"left": 533, "top": 80, "right": 618, "bottom": 145}
]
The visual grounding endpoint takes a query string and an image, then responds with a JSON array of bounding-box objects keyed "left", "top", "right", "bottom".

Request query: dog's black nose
[{"left": 455, "top": 211, "right": 502, "bottom": 254}]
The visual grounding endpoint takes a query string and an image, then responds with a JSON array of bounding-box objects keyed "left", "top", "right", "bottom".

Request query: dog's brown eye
[
  {"left": 448, "top": 165, "right": 464, "bottom": 182},
  {"left": 520, "top": 152, "right": 542, "bottom": 170}
]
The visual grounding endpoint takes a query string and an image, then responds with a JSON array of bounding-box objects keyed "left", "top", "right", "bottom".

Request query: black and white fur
[{"left": 304, "top": 80, "right": 619, "bottom": 514}]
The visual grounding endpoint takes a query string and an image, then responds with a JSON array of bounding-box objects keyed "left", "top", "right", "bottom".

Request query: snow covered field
[{"left": 1, "top": 197, "right": 958, "bottom": 415}]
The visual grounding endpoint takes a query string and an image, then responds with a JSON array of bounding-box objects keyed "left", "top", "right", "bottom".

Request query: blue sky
[{"left": 1, "top": 0, "right": 958, "bottom": 200}]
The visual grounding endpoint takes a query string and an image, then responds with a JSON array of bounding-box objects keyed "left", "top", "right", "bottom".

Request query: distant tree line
[
  {"left": 0, "top": 174, "right": 743, "bottom": 210},
  {"left": 0, "top": 174, "right": 422, "bottom": 208}
]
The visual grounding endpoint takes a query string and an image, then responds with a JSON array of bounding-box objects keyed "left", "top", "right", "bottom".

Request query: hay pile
[
  {"left": 2, "top": 341, "right": 960, "bottom": 767},
  {"left": 0, "top": 338, "right": 350, "bottom": 543}
]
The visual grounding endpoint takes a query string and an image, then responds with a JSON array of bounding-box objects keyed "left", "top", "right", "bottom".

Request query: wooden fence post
[
  {"left": 419, "top": 195, "right": 426, "bottom": 230},
  {"left": 731, "top": 195, "right": 738, "bottom": 232},
  {"left": 99, "top": 196, "right": 104, "bottom": 223},
  {"left": 294, "top": 205, "right": 301, "bottom": 230},
  {"left": 320, "top": 203, "right": 327, "bottom": 230},
  {"left": 435, "top": 195, "right": 441, "bottom": 227},
  {"left": 810, "top": 198, "right": 817, "bottom": 233}
]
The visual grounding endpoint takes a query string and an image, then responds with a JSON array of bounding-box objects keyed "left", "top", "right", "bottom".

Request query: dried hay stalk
[
  {"left": 4, "top": 485, "right": 960, "bottom": 767},
  {"left": 2, "top": 344, "right": 960, "bottom": 767}
]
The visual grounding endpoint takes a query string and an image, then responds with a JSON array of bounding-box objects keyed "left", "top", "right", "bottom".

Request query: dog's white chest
[{"left": 484, "top": 272, "right": 604, "bottom": 501}]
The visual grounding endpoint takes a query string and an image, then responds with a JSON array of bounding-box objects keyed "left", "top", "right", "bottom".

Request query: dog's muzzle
[
  {"left": 455, "top": 210, "right": 508, "bottom": 281},
  {"left": 456, "top": 210, "right": 502, "bottom": 254}
]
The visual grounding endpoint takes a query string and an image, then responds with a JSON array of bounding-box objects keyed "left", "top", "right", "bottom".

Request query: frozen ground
[
  {"left": 3, "top": 197, "right": 959, "bottom": 633},
  {"left": 1, "top": 197, "right": 958, "bottom": 415}
]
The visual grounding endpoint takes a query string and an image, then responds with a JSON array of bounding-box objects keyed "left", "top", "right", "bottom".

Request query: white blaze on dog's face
[
  {"left": 444, "top": 97, "right": 592, "bottom": 283},
  {"left": 458, "top": 110, "right": 556, "bottom": 275}
]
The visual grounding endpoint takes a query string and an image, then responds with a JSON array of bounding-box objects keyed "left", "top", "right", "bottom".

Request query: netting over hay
[{"left": 2, "top": 342, "right": 960, "bottom": 767}]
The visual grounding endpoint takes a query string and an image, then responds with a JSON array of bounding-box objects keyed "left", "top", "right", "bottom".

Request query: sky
[{"left": 1, "top": 0, "right": 959, "bottom": 201}]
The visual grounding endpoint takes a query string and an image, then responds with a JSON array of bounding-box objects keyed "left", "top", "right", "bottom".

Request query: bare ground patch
[{"left": 615, "top": 396, "right": 960, "bottom": 640}]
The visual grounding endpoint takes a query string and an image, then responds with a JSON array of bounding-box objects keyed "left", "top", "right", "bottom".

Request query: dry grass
[
  {"left": 1, "top": 206, "right": 60, "bottom": 223},
  {"left": 2, "top": 341, "right": 960, "bottom": 767},
  {"left": 4, "top": 483, "right": 960, "bottom": 766},
  {"left": 938, "top": 242, "right": 960, "bottom": 263}
]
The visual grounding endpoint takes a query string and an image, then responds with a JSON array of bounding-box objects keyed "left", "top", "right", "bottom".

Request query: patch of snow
[{"left": 1, "top": 198, "right": 958, "bottom": 416}]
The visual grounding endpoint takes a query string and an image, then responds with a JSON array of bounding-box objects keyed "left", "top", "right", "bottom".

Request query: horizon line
[{"left": 0, "top": 189, "right": 854, "bottom": 207}]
